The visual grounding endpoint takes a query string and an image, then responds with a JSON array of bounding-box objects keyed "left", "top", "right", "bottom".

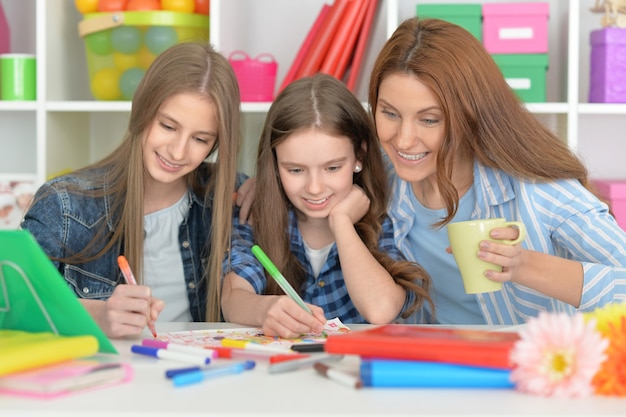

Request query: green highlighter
[{"left": 251, "top": 245, "right": 312, "bottom": 314}]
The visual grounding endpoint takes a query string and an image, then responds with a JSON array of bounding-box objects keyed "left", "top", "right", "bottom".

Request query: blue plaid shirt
[{"left": 223, "top": 207, "right": 414, "bottom": 324}]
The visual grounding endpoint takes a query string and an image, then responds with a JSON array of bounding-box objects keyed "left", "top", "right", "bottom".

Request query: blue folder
[{"left": 360, "top": 359, "right": 514, "bottom": 388}]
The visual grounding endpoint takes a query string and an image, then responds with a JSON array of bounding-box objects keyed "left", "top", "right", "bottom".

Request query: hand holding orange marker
[{"left": 117, "top": 255, "right": 158, "bottom": 338}]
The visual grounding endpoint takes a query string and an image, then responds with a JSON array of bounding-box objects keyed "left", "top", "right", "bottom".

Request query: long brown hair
[
  {"left": 253, "top": 73, "right": 432, "bottom": 319},
  {"left": 45, "top": 42, "right": 240, "bottom": 322},
  {"left": 369, "top": 17, "right": 595, "bottom": 226}
]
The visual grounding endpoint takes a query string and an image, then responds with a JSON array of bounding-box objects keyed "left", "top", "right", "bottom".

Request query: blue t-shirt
[{"left": 405, "top": 184, "right": 484, "bottom": 324}]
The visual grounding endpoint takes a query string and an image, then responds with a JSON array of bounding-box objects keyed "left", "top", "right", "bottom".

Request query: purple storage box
[{"left": 589, "top": 28, "right": 626, "bottom": 103}]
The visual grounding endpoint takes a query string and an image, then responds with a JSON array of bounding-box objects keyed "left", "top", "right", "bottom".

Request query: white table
[{"left": 3, "top": 322, "right": 626, "bottom": 417}]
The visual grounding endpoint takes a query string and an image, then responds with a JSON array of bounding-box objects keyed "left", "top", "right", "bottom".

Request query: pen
[
  {"left": 165, "top": 366, "right": 204, "bottom": 379},
  {"left": 212, "top": 346, "right": 305, "bottom": 362},
  {"left": 268, "top": 353, "right": 343, "bottom": 374},
  {"left": 131, "top": 345, "right": 210, "bottom": 366},
  {"left": 117, "top": 255, "right": 158, "bottom": 338},
  {"left": 251, "top": 245, "right": 312, "bottom": 314},
  {"left": 172, "top": 361, "right": 256, "bottom": 387},
  {"left": 291, "top": 343, "right": 326, "bottom": 353},
  {"left": 220, "top": 338, "right": 295, "bottom": 354},
  {"left": 141, "top": 339, "right": 218, "bottom": 359},
  {"left": 314, "top": 362, "right": 363, "bottom": 389}
]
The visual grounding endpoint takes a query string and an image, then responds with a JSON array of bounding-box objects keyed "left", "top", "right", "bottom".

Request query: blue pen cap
[
  {"left": 131, "top": 345, "right": 158, "bottom": 356},
  {"left": 165, "top": 366, "right": 202, "bottom": 379}
]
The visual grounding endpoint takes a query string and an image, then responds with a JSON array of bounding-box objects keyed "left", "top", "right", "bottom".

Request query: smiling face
[
  {"left": 375, "top": 72, "right": 446, "bottom": 187},
  {"left": 142, "top": 92, "right": 218, "bottom": 194},
  {"left": 275, "top": 128, "right": 358, "bottom": 222}
]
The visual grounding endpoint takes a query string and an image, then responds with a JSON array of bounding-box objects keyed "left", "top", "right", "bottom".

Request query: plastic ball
[
  {"left": 98, "top": 0, "right": 129, "bottom": 12},
  {"left": 194, "top": 0, "right": 210, "bottom": 15},
  {"left": 74, "top": 0, "right": 99, "bottom": 14},
  {"left": 137, "top": 46, "right": 157, "bottom": 69},
  {"left": 111, "top": 26, "right": 142, "bottom": 54},
  {"left": 85, "top": 31, "right": 113, "bottom": 56},
  {"left": 119, "top": 67, "right": 145, "bottom": 100},
  {"left": 144, "top": 26, "right": 178, "bottom": 55},
  {"left": 113, "top": 51, "right": 140, "bottom": 71},
  {"left": 126, "top": 0, "right": 160, "bottom": 11},
  {"left": 161, "top": 0, "right": 195, "bottom": 13},
  {"left": 91, "top": 67, "right": 122, "bottom": 100}
]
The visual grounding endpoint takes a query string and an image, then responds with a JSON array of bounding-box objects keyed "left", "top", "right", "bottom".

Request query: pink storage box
[
  {"left": 482, "top": 2, "right": 549, "bottom": 54},
  {"left": 593, "top": 179, "right": 626, "bottom": 231}
]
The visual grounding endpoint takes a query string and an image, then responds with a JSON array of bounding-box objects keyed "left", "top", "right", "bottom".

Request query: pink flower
[{"left": 510, "top": 312, "right": 608, "bottom": 397}]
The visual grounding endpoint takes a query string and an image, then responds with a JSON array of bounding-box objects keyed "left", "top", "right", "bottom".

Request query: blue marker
[
  {"left": 165, "top": 366, "right": 204, "bottom": 379},
  {"left": 172, "top": 361, "right": 256, "bottom": 387},
  {"left": 131, "top": 345, "right": 210, "bottom": 366}
]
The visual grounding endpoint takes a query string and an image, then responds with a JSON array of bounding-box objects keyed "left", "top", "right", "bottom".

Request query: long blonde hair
[
  {"left": 369, "top": 17, "right": 595, "bottom": 226},
  {"left": 48, "top": 42, "right": 240, "bottom": 321}
]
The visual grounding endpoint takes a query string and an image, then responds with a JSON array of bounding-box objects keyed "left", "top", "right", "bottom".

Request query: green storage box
[
  {"left": 416, "top": 4, "right": 482, "bottom": 41},
  {"left": 491, "top": 54, "right": 548, "bottom": 103}
]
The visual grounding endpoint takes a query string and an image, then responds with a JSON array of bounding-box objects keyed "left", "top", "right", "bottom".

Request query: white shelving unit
[{"left": 1, "top": 0, "right": 625, "bottom": 188}]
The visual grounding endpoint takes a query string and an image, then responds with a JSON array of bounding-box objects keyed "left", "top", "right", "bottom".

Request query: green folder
[{"left": 0, "top": 230, "right": 117, "bottom": 354}]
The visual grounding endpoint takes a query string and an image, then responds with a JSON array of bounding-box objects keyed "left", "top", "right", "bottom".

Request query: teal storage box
[
  {"left": 491, "top": 54, "right": 548, "bottom": 102},
  {"left": 416, "top": 4, "right": 482, "bottom": 41}
]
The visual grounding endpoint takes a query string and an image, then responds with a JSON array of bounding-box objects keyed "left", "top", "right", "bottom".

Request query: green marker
[{"left": 251, "top": 245, "right": 313, "bottom": 314}]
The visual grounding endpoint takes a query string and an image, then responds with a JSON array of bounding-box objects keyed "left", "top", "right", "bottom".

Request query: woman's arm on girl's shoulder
[{"left": 235, "top": 176, "right": 255, "bottom": 225}]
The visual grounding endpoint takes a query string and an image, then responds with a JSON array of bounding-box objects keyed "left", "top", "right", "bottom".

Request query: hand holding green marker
[{"left": 251, "top": 245, "right": 313, "bottom": 314}]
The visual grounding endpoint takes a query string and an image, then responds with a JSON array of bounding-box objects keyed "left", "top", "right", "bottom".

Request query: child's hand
[
  {"left": 328, "top": 185, "right": 370, "bottom": 230},
  {"left": 97, "top": 284, "right": 164, "bottom": 338},
  {"left": 261, "top": 296, "right": 326, "bottom": 338}
]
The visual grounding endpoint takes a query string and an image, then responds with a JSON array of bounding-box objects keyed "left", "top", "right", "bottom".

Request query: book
[
  {"left": 324, "top": 325, "right": 520, "bottom": 369},
  {"left": 0, "top": 230, "right": 117, "bottom": 354},
  {"left": 294, "top": 0, "right": 350, "bottom": 80},
  {"left": 0, "top": 330, "right": 100, "bottom": 377},
  {"left": 345, "top": 0, "right": 379, "bottom": 91},
  {"left": 278, "top": 3, "right": 331, "bottom": 93},
  {"left": 360, "top": 359, "right": 514, "bottom": 388},
  {"left": 319, "top": 0, "right": 365, "bottom": 78},
  {"left": 331, "top": 0, "right": 369, "bottom": 80},
  {"left": 0, "top": 359, "right": 132, "bottom": 399}
]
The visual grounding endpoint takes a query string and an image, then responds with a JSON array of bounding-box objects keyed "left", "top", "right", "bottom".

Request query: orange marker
[{"left": 117, "top": 255, "right": 158, "bottom": 338}]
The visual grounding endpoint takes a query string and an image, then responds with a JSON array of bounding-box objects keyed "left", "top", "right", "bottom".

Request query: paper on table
[{"left": 157, "top": 318, "right": 350, "bottom": 350}]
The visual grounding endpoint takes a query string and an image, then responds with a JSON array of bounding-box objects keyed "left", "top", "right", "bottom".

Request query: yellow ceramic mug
[{"left": 447, "top": 218, "right": 526, "bottom": 294}]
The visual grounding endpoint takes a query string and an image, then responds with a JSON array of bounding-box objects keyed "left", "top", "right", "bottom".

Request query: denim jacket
[{"left": 21, "top": 163, "right": 243, "bottom": 322}]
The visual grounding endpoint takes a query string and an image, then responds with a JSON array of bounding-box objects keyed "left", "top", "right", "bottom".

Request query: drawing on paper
[{"left": 159, "top": 317, "right": 351, "bottom": 349}]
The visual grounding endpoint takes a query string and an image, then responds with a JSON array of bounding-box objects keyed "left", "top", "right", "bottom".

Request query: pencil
[
  {"left": 117, "top": 255, "right": 158, "bottom": 338},
  {"left": 251, "top": 245, "right": 312, "bottom": 314}
]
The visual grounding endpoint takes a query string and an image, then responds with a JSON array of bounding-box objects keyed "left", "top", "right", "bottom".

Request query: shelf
[
  {"left": 45, "top": 101, "right": 132, "bottom": 112},
  {"left": 1, "top": 0, "right": 625, "bottom": 187}
]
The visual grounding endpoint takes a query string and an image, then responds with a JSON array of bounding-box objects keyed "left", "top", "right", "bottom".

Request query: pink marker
[{"left": 141, "top": 339, "right": 218, "bottom": 359}]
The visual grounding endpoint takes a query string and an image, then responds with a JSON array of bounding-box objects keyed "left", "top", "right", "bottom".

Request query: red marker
[{"left": 117, "top": 255, "right": 158, "bottom": 338}]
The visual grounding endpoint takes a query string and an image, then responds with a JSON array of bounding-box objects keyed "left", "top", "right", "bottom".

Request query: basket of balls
[{"left": 75, "top": 0, "right": 209, "bottom": 100}]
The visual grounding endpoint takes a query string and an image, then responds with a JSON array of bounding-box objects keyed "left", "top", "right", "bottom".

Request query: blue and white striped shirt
[
  {"left": 224, "top": 207, "right": 413, "bottom": 324},
  {"left": 387, "top": 159, "right": 626, "bottom": 325}
]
